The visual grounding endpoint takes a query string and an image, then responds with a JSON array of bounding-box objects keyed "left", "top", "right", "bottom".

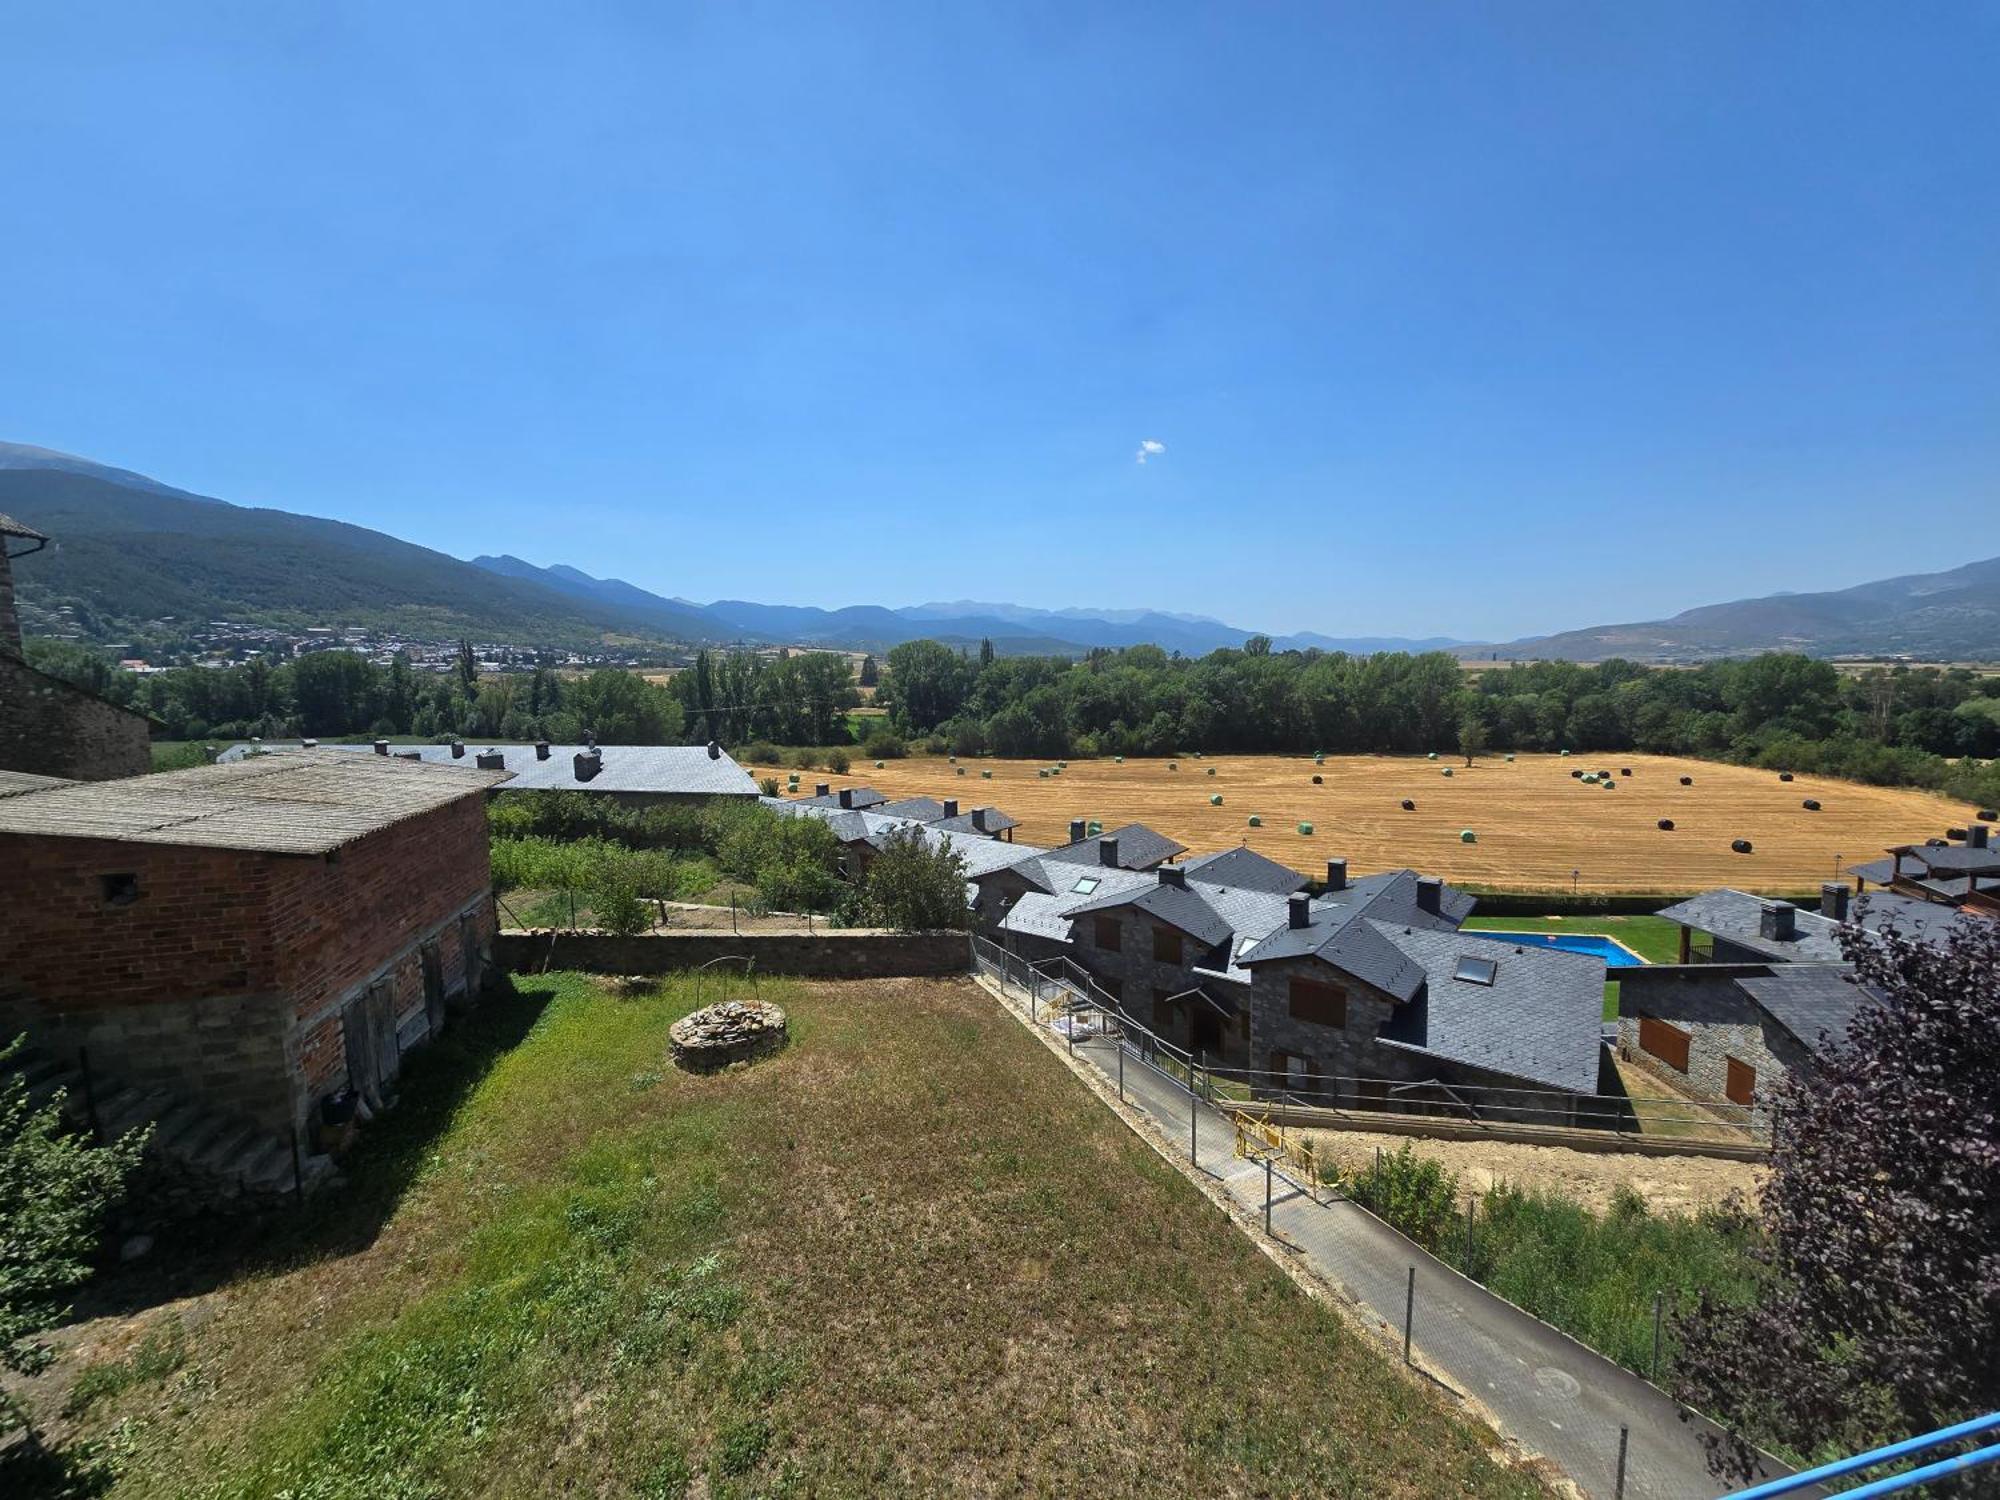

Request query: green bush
[
  {"left": 824, "top": 748, "right": 850, "bottom": 775},
  {"left": 739, "top": 741, "right": 782, "bottom": 768},
  {"left": 857, "top": 827, "right": 969, "bottom": 931},
  {"left": 758, "top": 776, "right": 780, "bottom": 797},
  {"left": 591, "top": 867, "right": 652, "bottom": 936},
  {"left": 862, "top": 730, "right": 906, "bottom": 760},
  {"left": 1345, "top": 1143, "right": 1459, "bottom": 1251}
]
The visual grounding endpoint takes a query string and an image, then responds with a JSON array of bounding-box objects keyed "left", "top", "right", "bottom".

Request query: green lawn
[
  {"left": 1462, "top": 914, "right": 1682, "bottom": 1019},
  {"left": 49, "top": 973, "right": 1546, "bottom": 1500}
]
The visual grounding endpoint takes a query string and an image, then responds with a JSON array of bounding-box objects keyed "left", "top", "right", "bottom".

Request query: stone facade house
[
  {"left": 0, "top": 751, "right": 508, "bottom": 1178},
  {"left": 0, "top": 513, "right": 152, "bottom": 780}
]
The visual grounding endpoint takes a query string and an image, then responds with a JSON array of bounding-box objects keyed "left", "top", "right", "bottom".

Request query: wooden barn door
[
  {"left": 420, "top": 940, "right": 446, "bottom": 1040},
  {"left": 459, "top": 913, "right": 484, "bottom": 1001},
  {"left": 344, "top": 978, "right": 400, "bottom": 1108}
]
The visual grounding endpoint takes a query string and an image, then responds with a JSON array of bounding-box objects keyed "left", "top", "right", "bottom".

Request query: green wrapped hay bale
[
  {"left": 981, "top": 770, "right": 992, "bottom": 779},
  {"left": 1297, "top": 821, "right": 1313, "bottom": 835},
  {"left": 1168, "top": 761, "right": 1178, "bottom": 771},
  {"left": 1087, "top": 820, "right": 1102, "bottom": 837},
  {"left": 1114, "top": 755, "right": 1124, "bottom": 764},
  {"left": 1206, "top": 766, "right": 1216, "bottom": 776},
  {"left": 948, "top": 755, "right": 957, "bottom": 764},
  {"left": 1560, "top": 749, "right": 1571, "bottom": 757},
  {"left": 1313, "top": 752, "right": 1325, "bottom": 764},
  {"left": 1460, "top": 829, "right": 1477, "bottom": 843},
  {"left": 1209, "top": 794, "right": 1223, "bottom": 806},
  {"left": 1601, "top": 779, "right": 1615, "bottom": 790},
  {"left": 874, "top": 760, "right": 885, "bottom": 769},
  {"left": 1504, "top": 753, "right": 1515, "bottom": 763},
  {"left": 955, "top": 766, "right": 965, "bottom": 776},
  {"left": 1582, "top": 773, "right": 1599, "bottom": 784},
  {"left": 1426, "top": 751, "right": 1438, "bottom": 761},
  {"left": 1247, "top": 814, "right": 1262, "bottom": 827},
  {"left": 1440, "top": 766, "right": 1453, "bottom": 778},
  {"left": 1037, "top": 769, "right": 1048, "bottom": 779}
]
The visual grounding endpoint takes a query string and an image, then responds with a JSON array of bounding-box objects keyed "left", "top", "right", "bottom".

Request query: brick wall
[
  {"left": 0, "top": 654, "right": 153, "bottom": 780},
  {"left": 0, "top": 793, "right": 496, "bottom": 1134},
  {"left": 0, "top": 547, "right": 19, "bottom": 658},
  {"left": 495, "top": 928, "right": 971, "bottom": 978}
]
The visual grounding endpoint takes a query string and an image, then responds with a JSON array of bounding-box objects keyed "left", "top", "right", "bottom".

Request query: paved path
[{"left": 1020, "top": 1002, "right": 1792, "bottom": 1500}]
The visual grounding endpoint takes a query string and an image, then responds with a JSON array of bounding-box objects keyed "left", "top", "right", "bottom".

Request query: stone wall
[
  {"left": 496, "top": 928, "right": 972, "bottom": 978},
  {"left": 0, "top": 545, "right": 20, "bottom": 658},
  {"left": 0, "top": 654, "right": 152, "bottom": 780},
  {"left": 1616, "top": 966, "right": 1811, "bottom": 1112}
]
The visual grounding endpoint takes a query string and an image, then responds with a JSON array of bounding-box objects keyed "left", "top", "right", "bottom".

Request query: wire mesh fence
[
  {"left": 495, "top": 890, "right": 839, "bottom": 936},
  {"left": 971, "top": 935, "right": 1794, "bottom": 1500}
]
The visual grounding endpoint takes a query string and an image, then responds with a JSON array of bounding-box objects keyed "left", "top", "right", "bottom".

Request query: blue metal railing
[{"left": 1722, "top": 1411, "right": 2000, "bottom": 1498}]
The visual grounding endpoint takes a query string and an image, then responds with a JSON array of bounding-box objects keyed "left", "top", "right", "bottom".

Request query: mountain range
[{"left": 3, "top": 440, "right": 1998, "bottom": 662}]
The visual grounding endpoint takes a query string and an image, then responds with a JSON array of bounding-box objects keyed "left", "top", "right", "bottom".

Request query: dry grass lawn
[
  {"left": 746, "top": 751, "right": 1970, "bottom": 893},
  {"left": 38, "top": 974, "right": 1548, "bottom": 1500}
]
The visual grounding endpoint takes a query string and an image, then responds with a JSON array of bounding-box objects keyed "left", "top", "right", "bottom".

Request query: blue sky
[{"left": 2, "top": 3, "right": 1994, "bottom": 641}]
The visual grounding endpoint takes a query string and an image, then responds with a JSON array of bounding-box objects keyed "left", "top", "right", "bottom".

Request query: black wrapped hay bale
[
  {"left": 1731, "top": 837, "right": 1753, "bottom": 854},
  {"left": 1946, "top": 826, "right": 1968, "bottom": 841},
  {"left": 1311, "top": 774, "right": 1323, "bottom": 784},
  {"left": 1400, "top": 798, "right": 1416, "bottom": 811},
  {"left": 1620, "top": 767, "right": 1632, "bottom": 777},
  {"left": 1778, "top": 772, "right": 1794, "bottom": 782},
  {"left": 1679, "top": 775, "right": 1693, "bottom": 786},
  {"left": 1658, "top": 818, "right": 1675, "bottom": 830},
  {"left": 1802, "top": 798, "right": 1821, "bottom": 811},
  {"left": 1979, "top": 809, "right": 1998, "bottom": 821},
  {"left": 1570, "top": 769, "right": 1584, "bottom": 779}
]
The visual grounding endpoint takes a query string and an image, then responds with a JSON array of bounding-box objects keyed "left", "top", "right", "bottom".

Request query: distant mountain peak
[{"left": 0, "top": 440, "right": 216, "bottom": 504}]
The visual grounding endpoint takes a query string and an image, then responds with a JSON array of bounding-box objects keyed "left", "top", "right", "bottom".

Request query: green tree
[
  {"left": 566, "top": 669, "right": 685, "bottom": 744},
  {"left": 857, "top": 827, "right": 970, "bottom": 931},
  {"left": 857, "top": 654, "right": 878, "bottom": 688},
  {"left": 881, "top": 640, "right": 972, "bottom": 735},
  {"left": 1, "top": 1037, "right": 147, "bottom": 1448},
  {"left": 1457, "top": 712, "right": 1488, "bottom": 766}
]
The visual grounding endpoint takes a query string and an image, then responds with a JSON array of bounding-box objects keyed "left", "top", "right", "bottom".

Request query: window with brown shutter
[
  {"left": 1094, "top": 915, "right": 1122, "bottom": 952},
  {"left": 1288, "top": 977, "right": 1347, "bottom": 1028},
  {"left": 1637, "top": 1015, "right": 1692, "bottom": 1072},
  {"left": 1725, "top": 1056, "right": 1756, "bottom": 1106},
  {"left": 1152, "top": 925, "right": 1183, "bottom": 964}
]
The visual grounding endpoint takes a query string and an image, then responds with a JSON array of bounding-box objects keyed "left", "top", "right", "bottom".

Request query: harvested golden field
[{"left": 751, "top": 751, "right": 1973, "bottom": 894}]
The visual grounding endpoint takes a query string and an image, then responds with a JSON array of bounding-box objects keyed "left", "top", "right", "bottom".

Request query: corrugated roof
[
  {"left": 0, "top": 769, "right": 73, "bottom": 799},
  {"left": 1371, "top": 922, "right": 1605, "bottom": 1094},
  {"left": 0, "top": 750, "right": 508, "bottom": 854},
  {"left": 220, "top": 740, "right": 758, "bottom": 796}
]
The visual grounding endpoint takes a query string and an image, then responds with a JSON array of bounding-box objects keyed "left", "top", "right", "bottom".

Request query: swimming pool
[{"left": 1466, "top": 931, "right": 1645, "bottom": 967}]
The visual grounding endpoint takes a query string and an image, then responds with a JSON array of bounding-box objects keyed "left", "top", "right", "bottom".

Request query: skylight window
[
  {"left": 1453, "top": 955, "right": 1498, "bottom": 986},
  {"left": 1071, "top": 876, "right": 1101, "bottom": 895}
]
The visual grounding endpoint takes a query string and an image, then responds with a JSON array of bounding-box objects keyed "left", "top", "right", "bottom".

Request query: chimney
[
  {"left": 572, "top": 749, "right": 599, "bottom": 781},
  {"left": 816, "top": 783, "right": 831, "bottom": 798},
  {"left": 1415, "top": 876, "right": 1442, "bottom": 915},
  {"left": 1069, "top": 818, "right": 1087, "bottom": 845},
  {"left": 1288, "top": 891, "right": 1311, "bottom": 929},
  {"left": 1098, "top": 836, "right": 1120, "bottom": 867},
  {"left": 1159, "top": 865, "right": 1186, "bottom": 888},
  {"left": 451, "top": 739, "right": 467, "bottom": 759},
  {"left": 1759, "top": 902, "right": 1796, "bottom": 941},
  {"left": 374, "top": 739, "right": 390, "bottom": 756},
  {"left": 1972, "top": 824, "right": 1991, "bottom": 850},
  {"left": 707, "top": 740, "right": 722, "bottom": 760},
  {"left": 476, "top": 751, "right": 507, "bottom": 771},
  {"left": 533, "top": 741, "right": 549, "bottom": 761},
  {"left": 1820, "top": 882, "right": 1850, "bottom": 921},
  {"left": 972, "top": 808, "right": 989, "bottom": 832},
  {"left": 838, "top": 788, "right": 854, "bottom": 809},
  {"left": 943, "top": 799, "right": 959, "bottom": 819},
  {"left": 1325, "top": 858, "right": 1348, "bottom": 892}
]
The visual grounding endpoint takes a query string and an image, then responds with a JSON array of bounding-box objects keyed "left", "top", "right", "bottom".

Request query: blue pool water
[{"left": 1467, "top": 930, "right": 1644, "bottom": 967}]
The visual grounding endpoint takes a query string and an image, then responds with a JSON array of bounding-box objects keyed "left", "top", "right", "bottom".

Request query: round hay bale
[
  {"left": 1114, "top": 755, "right": 1124, "bottom": 764},
  {"left": 1679, "top": 775, "right": 1693, "bottom": 786},
  {"left": 956, "top": 766, "right": 966, "bottom": 775},
  {"left": 1459, "top": 829, "right": 1476, "bottom": 843},
  {"left": 1297, "top": 821, "right": 1313, "bottom": 834},
  {"left": 1057, "top": 761, "right": 1068, "bottom": 769},
  {"left": 1168, "top": 761, "right": 1178, "bottom": 771},
  {"left": 1037, "top": 769, "right": 1048, "bottom": 779},
  {"left": 874, "top": 760, "right": 885, "bottom": 769},
  {"left": 1400, "top": 798, "right": 1416, "bottom": 811},
  {"left": 1658, "top": 818, "right": 1674, "bottom": 830},
  {"left": 1313, "top": 752, "right": 1325, "bottom": 764},
  {"left": 1731, "top": 838, "right": 1754, "bottom": 854},
  {"left": 1505, "top": 753, "right": 1515, "bottom": 762},
  {"left": 1206, "top": 766, "right": 1216, "bottom": 776},
  {"left": 1927, "top": 836, "right": 1949, "bottom": 847},
  {"left": 1582, "top": 773, "right": 1599, "bottom": 783},
  {"left": 1571, "top": 769, "right": 1584, "bottom": 779},
  {"left": 1441, "top": 766, "right": 1453, "bottom": 777},
  {"left": 1778, "top": 772, "right": 1794, "bottom": 782},
  {"left": 1620, "top": 768, "right": 1632, "bottom": 777},
  {"left": 1601, "top": 779, "right": 1615, "bottom": 789},
  {"left": 1560, "top": 749, "right": 1570, "bottom": 757},
  {"left": 1978, "top": 809, "right": 1997, "bottom": 821},
  {"left": 1209, "top": 794, "right": 1223, "bottom": 806},
  {"left": 981, "top": 769, "right": 992, "bottom": 779},
  {"left": 1247, "top": 814, "right": 1262, "bottom": 827},
  {"left": 1802, "top": 798, "right": 1821, "bottom": 811},
  {"left": 1311, "top": 774, "right": 1323, "bottom": 785},
  {"left": 1427, "top": 751, "right": 1438, "bottom": 761},
  {"left": 1946, "top": 825, "right": 1968, "bottom": 840},
  {"left": 1087, "top": 820, "right": 1102, "bottom": 837}
]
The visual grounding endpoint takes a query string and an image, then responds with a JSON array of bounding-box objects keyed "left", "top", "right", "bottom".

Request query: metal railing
[{"left": 1721, "top": 1410, "right": 2000, "bottom": 1498}]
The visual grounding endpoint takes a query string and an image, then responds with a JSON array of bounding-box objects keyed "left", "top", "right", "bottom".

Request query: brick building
[
  {"left": 0, "top": 513, "right": 152, "bottom": 780},
  {"left": 0, "top": 751, "right": 509, "bottom": 1163}
]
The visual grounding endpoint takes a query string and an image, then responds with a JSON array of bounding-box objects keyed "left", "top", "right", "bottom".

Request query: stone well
[{"left": 669, "top": 999, "right": 789, "bottom": 1073}]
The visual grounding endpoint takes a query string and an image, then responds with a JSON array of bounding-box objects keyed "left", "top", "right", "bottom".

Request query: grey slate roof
[
  {"left": 1236, "top": 870, "right": 1471, "bottom": 969},
  {"left": 0, "top": 513, "right": 48, "bottom": 541},
  {"left": 872, "top": 796, "right": 951, "bottom": 821},
  {"left": 218, "top": 740, "right": 760, "bottom": 796},
  {"left": 1039, "top": 823, "right": 1188, "bottom": 871},
  {"left": 0, "top": 750, "right": 507, "bottom": 855},
  {"left": 1735, "top": 965, "right": 1883, "bottom": 1054},
  {"left": 932, "top": 807, "right": 1018, "bottom": 836},
  {"left": 995, "top": 865, "right": 1155, "bottom": 941},
  {"left": 1371, "top": 923, "right": 1606, "bottom": 1094},
  {"left": 793, "top": 786, "right": 889, "bottom": 810},
  {"left": 1063, "top": 879, "right": 1237, "bottom": 950},
  {"left": 1655, "top": 889, "right": 1847, "bottom": 962},
  {"left": 1178, "top": 846, "right": 1311, "bottom": 894},
  {"left": 1901, "top": 844, "right": 2000, "bottom": 876},
  {"left": 760, "top": 798, "right": 922, "bottom": 846}
]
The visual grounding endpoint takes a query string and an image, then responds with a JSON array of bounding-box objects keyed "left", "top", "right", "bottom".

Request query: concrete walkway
[{"left": 1011, "top": 996, "right": 1793, "bottom": 1500}]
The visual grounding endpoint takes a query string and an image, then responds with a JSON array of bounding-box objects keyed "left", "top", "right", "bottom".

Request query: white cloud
[{"left": 1135, "top": 438, "right": 1166, "bottom": 465}]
